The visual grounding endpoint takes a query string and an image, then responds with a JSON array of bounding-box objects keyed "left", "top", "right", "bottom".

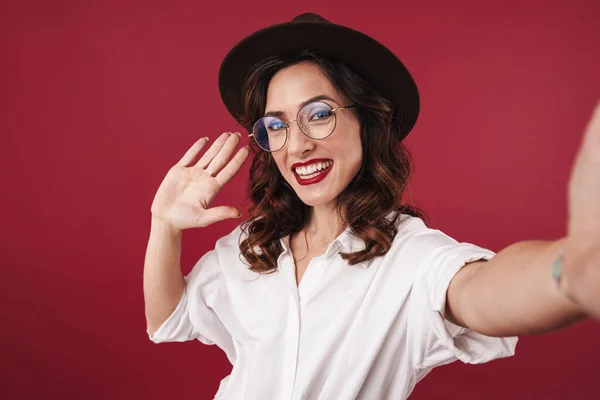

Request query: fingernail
[{"left": 235, "top": 132, "right": 241, "bottom": 137}]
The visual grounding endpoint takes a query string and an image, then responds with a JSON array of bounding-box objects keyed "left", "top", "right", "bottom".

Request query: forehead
[{"left": 265, "top": 63, "right": 340, "bottom": 114}]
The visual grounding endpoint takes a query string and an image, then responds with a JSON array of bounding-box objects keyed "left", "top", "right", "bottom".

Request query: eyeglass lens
[{"left": 252, "top": 101, "right": 337, "bottom": 152}]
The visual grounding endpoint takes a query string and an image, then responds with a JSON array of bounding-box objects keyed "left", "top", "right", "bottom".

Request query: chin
[
  {"left": 296, "top": 189, "right": 341, "bottom": 207},
  {"left": 298, "top": 197, "right": 328, "bottom": 207},
  {"left": 285, "top": 171, "right": 349, "bottom": 207}
]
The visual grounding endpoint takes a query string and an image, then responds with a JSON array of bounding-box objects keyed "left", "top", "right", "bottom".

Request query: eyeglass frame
[{"left": 248, "top": 101, "right": 356, "bottom": 152}]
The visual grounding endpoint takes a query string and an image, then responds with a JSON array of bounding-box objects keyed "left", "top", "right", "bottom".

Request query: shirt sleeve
[
  {"left": 146, "top": 246, "right": 234, "bottom": 355},
  {"left": 409, "top": 232, "right": 518, "bottom": 374}
]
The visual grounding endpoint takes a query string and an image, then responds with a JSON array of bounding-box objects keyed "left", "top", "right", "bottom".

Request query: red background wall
[{"left": 1, "top": 0, "right": 599, "bottom": 399}]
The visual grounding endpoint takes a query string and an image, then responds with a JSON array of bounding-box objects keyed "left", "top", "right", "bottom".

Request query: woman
[{"left": 143, "top": 13, "right": 600, "bottom": 399}]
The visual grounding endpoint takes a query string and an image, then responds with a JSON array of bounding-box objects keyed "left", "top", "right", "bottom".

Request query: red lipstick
[
  {"left": 290, "top": 158, "right": 332, "bottom": 169},
  {"left": 291, "top": 159, "right": 333, "bottom": 186}
]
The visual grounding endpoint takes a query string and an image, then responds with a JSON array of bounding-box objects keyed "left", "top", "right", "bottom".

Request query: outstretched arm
[
  {"left": 445, "top": 102, "right": 600, "bottom": 337},
  {"left": 445, "top": 238, "right": 593, "bottom": 336}
]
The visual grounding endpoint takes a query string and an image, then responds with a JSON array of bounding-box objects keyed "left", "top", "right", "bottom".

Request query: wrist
[{"left": 151, "top": 215, "right": 182, "bottom": 237}]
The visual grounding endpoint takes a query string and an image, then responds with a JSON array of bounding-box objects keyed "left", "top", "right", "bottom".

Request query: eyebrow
[{"left": 264, "top": 95, "right": 339, "bottom": 118}]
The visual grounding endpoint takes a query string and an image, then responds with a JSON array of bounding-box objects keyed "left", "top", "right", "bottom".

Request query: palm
[
  {"left": 152, "top": 166, "right": 219, "bottom": 228},
  {"left": 151, "top": 132, "right": 250, "bottom": 230}
]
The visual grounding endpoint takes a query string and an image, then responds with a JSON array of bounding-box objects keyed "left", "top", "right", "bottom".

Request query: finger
[
  {"left": 197, "top": 206, "right": 242, "bottom": 227},
  {"left": 176, "top": 137, "right": 209, "bottom": 167},
  {"left": 195, "top": 132, "right": 233, "bottom": 169},
  {"left": 206, "top": 132, "right": 243, "bottom": 175},
  {"left": 214, "top": 146, "right": 251, "bottom": 186}
]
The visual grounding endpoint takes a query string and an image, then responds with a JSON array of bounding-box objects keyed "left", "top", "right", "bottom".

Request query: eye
[
  {"left": 310, "top": 109, "right": 333, "bottom": 121},
  {"left": 268, "top": 120, "right": 285, "bottom": 131}
]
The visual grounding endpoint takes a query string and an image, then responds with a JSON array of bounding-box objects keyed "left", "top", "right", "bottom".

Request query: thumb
[{"left": 199, "top": 206, "right": 242, "bottom": 226}]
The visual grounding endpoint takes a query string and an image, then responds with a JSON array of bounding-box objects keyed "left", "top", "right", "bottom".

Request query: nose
[{"left": 286, "top": 120, "right": 314, "bottom": 156}]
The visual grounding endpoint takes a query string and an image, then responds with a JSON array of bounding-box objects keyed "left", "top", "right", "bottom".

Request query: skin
[{"left": 265, "top": 62, "right": 362, "bottom": 247}]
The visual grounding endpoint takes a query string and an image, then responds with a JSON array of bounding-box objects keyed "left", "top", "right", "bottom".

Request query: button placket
[
  {"left": 280, "top": 244, "right": 332, "bottom": 399},
  {"left": 278, "top": 254, "right": 301, "bottom": 399},
  {"left": 280, "top": 296, "right": 300, "bottom": 399}
]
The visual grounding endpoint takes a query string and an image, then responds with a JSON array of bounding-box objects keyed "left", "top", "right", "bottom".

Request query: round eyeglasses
[{"left": 249, "top": 101, "right": 355, "bottom": 152}]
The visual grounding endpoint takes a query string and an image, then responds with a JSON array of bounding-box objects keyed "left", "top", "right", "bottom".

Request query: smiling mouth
[
  {"left": 295, "top": 164, "right": 332, "bottom": 179},
  {"left": 293, "top": 160, "right": 333, "bottom": 178},
  {"left": 291, "top": 160, "right": 334, "bottom": 186}
]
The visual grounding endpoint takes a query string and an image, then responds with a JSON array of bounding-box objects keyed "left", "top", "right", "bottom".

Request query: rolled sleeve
[
  {"left": 146, "top": 248, "right": 232, "bottom": 350},
  {"left": 147, "top": 288, "right": 195, "bottom": 343},
  {"left": 146, "top": 280, "right": 214, "bottom": 345},
  {"left": 411, "top": 234, "right": 518, "bottom": 371}
]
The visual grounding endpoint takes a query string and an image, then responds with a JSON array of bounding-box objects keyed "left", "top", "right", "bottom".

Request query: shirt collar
[
  {"left": 278, "top": 224, "right": 364, "bottom": 254},
  {"left": 335, "top": 227, "right": 366, "bottom": 254},
  {"left": 278, "top": 211, "right": 399, "bottom": 268},
  {"left": 279, "top": 232, "right": 365, "bottom": 269}
]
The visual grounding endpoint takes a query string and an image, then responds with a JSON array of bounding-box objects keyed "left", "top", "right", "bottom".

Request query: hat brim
[{"left": 218, "top": 20, "right": 419, "bottom": 141}]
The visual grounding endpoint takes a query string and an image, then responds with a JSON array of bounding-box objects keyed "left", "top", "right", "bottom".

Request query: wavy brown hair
[{"left": 237, "top": 51, "right": 427, "bottom": 273}]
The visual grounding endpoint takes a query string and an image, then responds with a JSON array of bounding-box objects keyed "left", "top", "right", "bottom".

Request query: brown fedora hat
[{"left": 218, "top": 12, "right": 420, "bottom": 142}]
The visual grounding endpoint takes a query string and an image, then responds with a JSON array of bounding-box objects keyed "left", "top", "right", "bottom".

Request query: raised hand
[{"left": 150, "top": 132, "right": 250, "bottom": 230}]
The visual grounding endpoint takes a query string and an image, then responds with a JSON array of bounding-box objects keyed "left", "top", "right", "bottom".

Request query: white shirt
[{"left": 148, "top": 213, "right": 517, "bottom": 399}]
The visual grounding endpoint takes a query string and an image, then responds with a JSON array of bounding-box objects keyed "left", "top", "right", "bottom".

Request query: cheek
[
  {"left": 343, "top": 130, "right": 363, "bottom": 165},
  {"left": 341, "top": 119, "right": 362, "bottom": 150},
  {"left": 330, "top": 137, "right": 362, "bottom": 177}
]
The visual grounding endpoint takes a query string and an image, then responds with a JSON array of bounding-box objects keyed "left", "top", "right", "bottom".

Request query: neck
[{"left": 304, "top": 202, "right": 346, "bottom": 247}]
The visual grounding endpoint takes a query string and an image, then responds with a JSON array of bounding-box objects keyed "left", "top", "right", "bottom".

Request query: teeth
[
  {"left": 294, "top": 160, "right": 332, "bottom": 176},
  {"left": 300, "top": 170, "right": 322, "bottom": 179}
]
